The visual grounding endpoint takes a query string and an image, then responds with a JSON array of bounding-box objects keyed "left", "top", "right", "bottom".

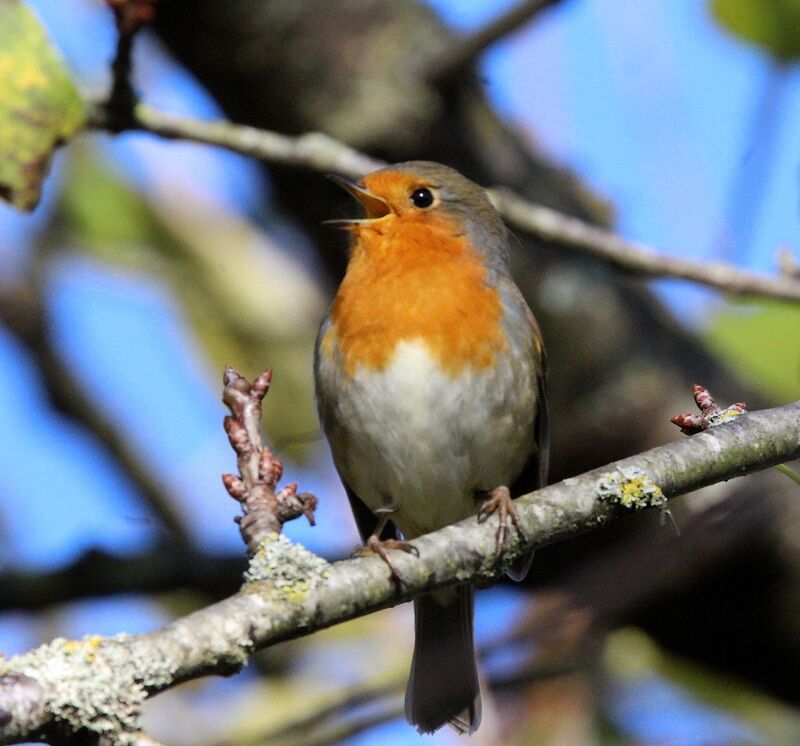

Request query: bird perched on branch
[{"left": 315, "top": 161, "right": 548, "bottom": 735}]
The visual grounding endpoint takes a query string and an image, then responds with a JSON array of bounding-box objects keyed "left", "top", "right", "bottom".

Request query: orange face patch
[{"left": 328, "top": 210, "right": 506, "bottom": 376}]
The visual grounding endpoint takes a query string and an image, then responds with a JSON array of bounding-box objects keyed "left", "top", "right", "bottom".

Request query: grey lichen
[
  {"left": 0, "top": 633, "right": 173, "bottom": 744},
  {"left": 243, "top": 532, "right": 330, "bottom": 602},
  {"left": 596, "top": 466, "right": 666, "bottom": 510}
]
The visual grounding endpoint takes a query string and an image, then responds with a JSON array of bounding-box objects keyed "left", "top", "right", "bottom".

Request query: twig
[
  {"left": 671, "top": 384, "right": 800, "bottom": 491},
  {"left": 221, "top": 367, "right": 316, "bottom": 554},
  {"left": 251, "top": 683, "right": 401, "bottom": 746},
  {"left": 249, "top": 631, "right": 588, "bottom": 745},
  {"left": 774, "top": 463, "right": 800, "bottom": 487},
  {"left": 86, "top": 102, "right": 383, "bottom": 178},
  {"left": 0, "top": 284, "right": 193, "bottom": 545},
  {"left": 0, "top": 400, "right": 798, "bottom": 744},
  {"left": 104, "top": 1, "right": 157, "bottom": 131},
  {"left": 669, "top": 384, "right": 747, "bottom": 435},
  {"left": 490, "top": 188, "right": 800, "bottom": 303},
  {"left": 428, "top": 0, "right": 565, "bottom": 84},
  {"left": 83, "top": 105, "right": 800, "bottom": 304},
  {"left": 0, "top": 546, "right": 243, "bottom": 611}
]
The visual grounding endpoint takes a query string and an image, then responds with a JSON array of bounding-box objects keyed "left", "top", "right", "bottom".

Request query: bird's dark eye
[{"left": 410, "top": 187, "right": 434, "bottom": 208}]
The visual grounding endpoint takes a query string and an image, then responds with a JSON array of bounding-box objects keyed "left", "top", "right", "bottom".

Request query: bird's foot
[
  {"left": 477, "top": 485, "right": 526, "bottom": 561},
  {"left": 352, "top": 533, "right": 419, "bottom": 586}
]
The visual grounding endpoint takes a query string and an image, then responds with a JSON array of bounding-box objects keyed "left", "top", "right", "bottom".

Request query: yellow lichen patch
[
  {"left": 60, "top": 635, "right": 104, "bottom": 662},
  {"left": 708, "top": 406, "right": 747, "bottom": 426},
  {"left": 62, "top": 639, "right": 83, "bottom": 654},
  {"left": 597, "top": 467, "right": 666, "bottom": 510}
]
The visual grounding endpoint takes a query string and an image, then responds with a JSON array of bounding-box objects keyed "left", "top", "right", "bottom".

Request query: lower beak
[{"left": 325, "top": 174, "right": 391, "bottom": 229}]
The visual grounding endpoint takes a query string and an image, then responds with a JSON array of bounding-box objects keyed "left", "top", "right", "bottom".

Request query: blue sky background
[{"left": 1, "top": 0, "right": 797, "bottom": 743}]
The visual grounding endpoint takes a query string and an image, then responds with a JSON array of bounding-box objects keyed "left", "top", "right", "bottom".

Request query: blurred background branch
[
  {"left": 426, "top": 0, "right": 566, "bottom": 84},
  {"left": 86, "top": 103, "right": 800, "bottom": 304},
  {"left": 0, "top": 281, "right": 194, "bottom": 544}
]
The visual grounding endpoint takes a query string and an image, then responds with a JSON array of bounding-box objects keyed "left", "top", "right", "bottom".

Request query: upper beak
[{"left": 325, "top": 174, "right": 391, "bottom": 229}]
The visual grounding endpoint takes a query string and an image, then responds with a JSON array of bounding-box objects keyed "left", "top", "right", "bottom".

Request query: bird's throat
[{"left": 327, "top": 223, "right": 506, "bottom": 376}]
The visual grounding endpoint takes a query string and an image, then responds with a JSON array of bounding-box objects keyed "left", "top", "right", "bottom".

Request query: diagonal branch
[
  {"left": 87, "top": 102, "right": 383, "bottom": 178},
  {"left": 427, "top": 0, "right": 565, "bottom": 85},
  {"left": 490, "top": 188, "right": 800, "bottom": 303},
  {"left": 0, "top": 285, "right": 194, "bottom": 545},
  {"left": 0, "top": 401, "right": 798, "bottom": 744},
  {"left": 84, "top": 104, "right": 800, "bottom": 304}
]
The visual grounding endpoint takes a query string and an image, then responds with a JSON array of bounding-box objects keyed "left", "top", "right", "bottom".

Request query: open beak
[{"left": 324, "top": 174, "right": 391, "bottom": 229}]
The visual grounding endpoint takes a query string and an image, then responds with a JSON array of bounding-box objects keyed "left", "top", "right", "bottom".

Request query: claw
[
  {"left": 478, "top": 485, "right": 526, "bottom": 562},
  {"left": 352, "top": 511, "right": 418, "bottom": 587}
]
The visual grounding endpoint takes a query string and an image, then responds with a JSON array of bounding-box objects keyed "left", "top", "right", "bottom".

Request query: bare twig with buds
[
  {"left": 103, "top": 0, "right": 158, "bottom": 131},
  {"left": 670, "top": 384, "right": 747, "bottom": 435},
  {"left": 221, "top": 367, "right": 317, "bottom": 555}
]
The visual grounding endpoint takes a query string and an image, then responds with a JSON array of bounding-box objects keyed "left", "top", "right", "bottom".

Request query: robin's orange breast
[{"left": 323, "top": 215, "right": 507, "bottom": 376}]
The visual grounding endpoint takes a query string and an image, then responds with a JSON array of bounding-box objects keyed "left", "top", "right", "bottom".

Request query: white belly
[{"left": 323, "top": 339, "right": 536, "bottom": 538}]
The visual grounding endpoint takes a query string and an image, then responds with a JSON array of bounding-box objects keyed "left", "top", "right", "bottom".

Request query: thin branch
[
  {"left": 221, "top": 367, "right": 316, "bottom": 553},
  {"left": 428, "top": 0, "right": 565, "bottom": 84},
  {"left": 0, "top": 285, "right": 194, "bottom": 545},
  {"left": 775, "top": 463, "right": 800, "bottom": 487},
  {"left": 0, "top": 546, "right": 243, "bottom": 611},
  {"left": 1, "top": 401, "right": 798, "bottom": 744},
  {"left": 249, "top": 683, "right": 402, "bottom": 746},
  {"left": 104, "top": 1, "right": 157, "bottom": 131},
  {"left": 248, "top": 631, "right": 588, "bottom": 745},
  {"left": 490, "top": 188, "right": 800, "bottom": 303},
  {"left": 84, "top": 104, "right": 800, "bottom": 304},
  {"left": 87, "top": 102, "right": 383, "bottom": 179}
]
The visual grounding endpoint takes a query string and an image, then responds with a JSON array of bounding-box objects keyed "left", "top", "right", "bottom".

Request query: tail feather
[{"left": 405, "top": 585, "right": 481, "bottom": 735}]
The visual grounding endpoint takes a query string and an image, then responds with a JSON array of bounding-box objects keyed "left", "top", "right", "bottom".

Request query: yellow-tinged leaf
[
  {"left": 0, "top": 0, "right": 86, "bottom": 211},
  {"left": 712, "top": 0, "right": 800, "bottom": 63}
]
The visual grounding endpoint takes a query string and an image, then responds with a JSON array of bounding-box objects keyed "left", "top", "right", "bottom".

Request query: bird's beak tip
[{"left": 326, "top": 173, "right": 391, "bottom": 223}]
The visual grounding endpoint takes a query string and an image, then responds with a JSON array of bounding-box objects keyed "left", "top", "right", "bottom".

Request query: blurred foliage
[
  {"left": 712, "top": 0, "right": 800, "bottom": 63},
  {"left": 0, "top": 0, "right": 85, "bottom": 210},
  {"left": 141, "top": 613, "right": 410, "bottom": 745},
  {"left": 606, "top": 628, "right": 800, "bottom": 743},
  {"left": 56, "top": 147, "right": 325, "bottom": 459},
  {"left": 705, "top": 301, "right": 800, "bottom": 403}
]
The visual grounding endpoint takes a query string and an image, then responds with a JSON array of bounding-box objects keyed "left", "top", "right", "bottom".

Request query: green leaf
[
  {"left": 0, "top": 0, "right": 85, "bottom": 211},
  {"left": 712, "top": 0, "right": 800, "bottom": 63}
]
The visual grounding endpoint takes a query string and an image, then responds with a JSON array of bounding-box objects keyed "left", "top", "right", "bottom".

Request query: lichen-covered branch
[
  {"left": 84, "top": 104, "right": 800, "bottom": 304},
  {"left": 1, "top": 401, "right": 798, "bottom": 745}
]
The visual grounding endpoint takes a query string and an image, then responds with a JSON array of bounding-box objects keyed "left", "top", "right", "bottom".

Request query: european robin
[{"left": 315, "top": 161, "right": 549, "bottom": 734}]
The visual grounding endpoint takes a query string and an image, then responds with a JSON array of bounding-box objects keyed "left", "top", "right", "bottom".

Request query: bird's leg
[
  {"left": 477, "top": 485, "right": 526, "bottom": 561},
  {"left": 352, "top": 510, "right": 419, "bottom": 584}
]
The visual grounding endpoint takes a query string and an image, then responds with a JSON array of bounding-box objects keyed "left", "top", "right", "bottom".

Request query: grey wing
[
  {"left": 507, "top": 309, "right": 549, "bottom": 582},
  {"left": 510, "top": 342, "right": 549, "bottom": 498}
]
